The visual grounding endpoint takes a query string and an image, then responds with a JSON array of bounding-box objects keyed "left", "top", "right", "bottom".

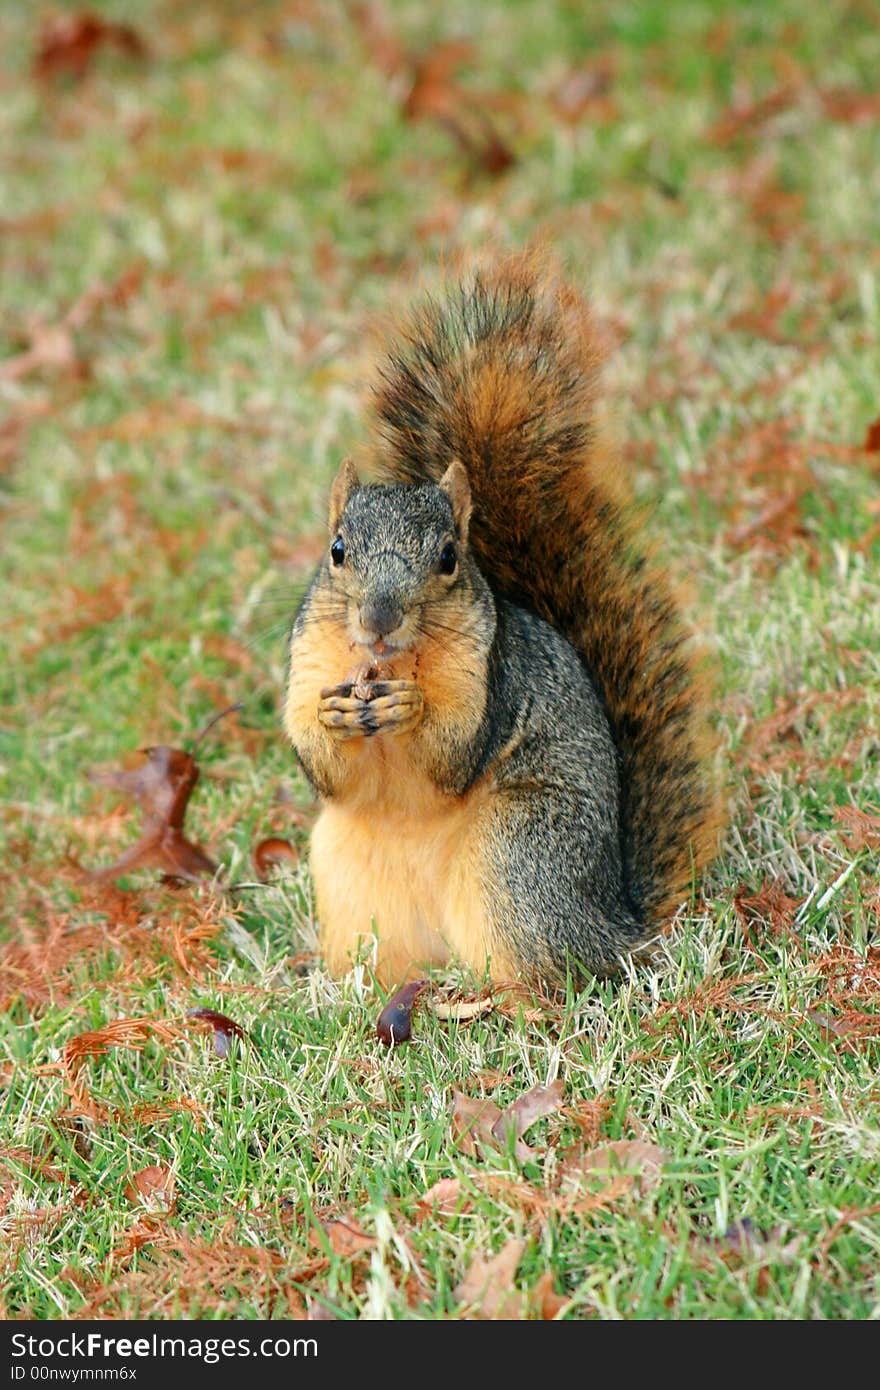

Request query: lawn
[{"left": 1, "top": 0, "right": 879, "bottom": 1320}]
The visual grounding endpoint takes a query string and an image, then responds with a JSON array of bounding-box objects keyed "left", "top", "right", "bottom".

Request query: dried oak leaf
[
  {"left": 187, "top": 1008, "right": 248, "bottom": 1059},
  {"left": 453, "top": 1081, "right": 564, "bottom": 1163},
  {"left": 124, "top": 1164, "right": 176, "bottom": 1211},
  {"left": 491, "top": 1081, "right": 565, "bottom": 1162},
  {"left": 416, "top": 1177, "right": 469, "bottom": 1219},
  {"left": 89, "top": 746, "right": 217, "bottom": 884},
  {"left": 310, "top": 1215, "right": 376, "bottom": 1259},
  {"left": 532, "top": 1271, "right": 569, "bottom": 1319},
  {"left": 253, "top": 837, "right": 298, "bottom": 879},
  {"left": 376, "top": 980, "right": 429, "bottom": 1046},
  {"left": 454, "top": 1238, "right": 526, "bottom": 1319},
  {"left": 452, "top": 1092, "right": 504, "bottom": 1157},
  {"left": 34, "top": 10, "right": 148, "bottom": 83},
  {"left": 560, "top": 1139, "right": 667, "bottom": 1196}
]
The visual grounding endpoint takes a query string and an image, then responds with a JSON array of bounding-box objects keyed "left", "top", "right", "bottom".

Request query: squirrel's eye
[
  {"left": 330, "top": 536, "right": 345, "bottom": 566},
  {"left": 439, "top": 541, "right": 457, "bottom": 575}
]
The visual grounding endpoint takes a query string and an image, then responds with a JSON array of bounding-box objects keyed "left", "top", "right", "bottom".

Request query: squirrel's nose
[{"left": 359, "top": 594, "right": 404, "bottom": 638}]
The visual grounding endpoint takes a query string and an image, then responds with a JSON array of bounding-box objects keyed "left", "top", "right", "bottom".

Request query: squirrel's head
[{"left": 324, "top": 457, "right": 473, "bottom": 657}]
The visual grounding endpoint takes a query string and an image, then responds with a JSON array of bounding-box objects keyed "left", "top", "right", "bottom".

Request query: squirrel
[{"left": 284, "top": 252, "right": 722, "bottom": 988}]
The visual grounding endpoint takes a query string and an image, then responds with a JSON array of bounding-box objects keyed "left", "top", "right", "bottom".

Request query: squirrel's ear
[
  {"left": 328, "top": 457, "right": 359, "bottom": 532},
  {"left": 439, "top": 459, "right": 471, "bottom": 540}
]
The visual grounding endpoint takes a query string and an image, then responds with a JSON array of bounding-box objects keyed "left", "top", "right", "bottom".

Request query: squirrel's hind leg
[{"left": 468, "top": 787, "right": 646, "bottom": 985}]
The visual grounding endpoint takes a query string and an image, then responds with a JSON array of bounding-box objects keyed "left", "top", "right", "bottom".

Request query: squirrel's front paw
[{"left": 318, "top": 679, "right": 424, "bottom": 739}]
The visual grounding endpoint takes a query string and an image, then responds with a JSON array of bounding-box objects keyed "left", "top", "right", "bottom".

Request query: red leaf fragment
[
  {"left": 88, "top": 746, "right": 217, "bottom": 884},
  {"left": 187, "top": 1008, "right": 247, "bottom": 1059},
  {"left": 533, "top": 1272, "right": 569, "bottom": 1319},
  {"left": 356, "top": 28, "right": 518, "bottom": 180},
  {"left": 376, "top": 980, "right": 429, "bottom": 1045},
  {"left": 863, "top": 417, "right": 880, "bottom": 453},
  {"left": 253, "top": 837, "right": 298, "bottom": 880},
  {"left": 33, "top": 10, "right": 148, "bottom": 83}
]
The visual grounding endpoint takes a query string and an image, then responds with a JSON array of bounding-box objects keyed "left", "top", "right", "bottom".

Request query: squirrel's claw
[{"left": 317, "top": 683, "right": 424, "bottom": 740}]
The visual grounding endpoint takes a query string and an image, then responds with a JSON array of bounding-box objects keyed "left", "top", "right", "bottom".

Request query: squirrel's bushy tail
[{"left": 368, "top": 251, "right": 722, "bottom": 926}]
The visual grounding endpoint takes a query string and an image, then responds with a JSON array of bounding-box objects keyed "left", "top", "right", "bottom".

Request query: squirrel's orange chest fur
[{"left": 285, "top": 610, "right": 499, "bottom": 983}]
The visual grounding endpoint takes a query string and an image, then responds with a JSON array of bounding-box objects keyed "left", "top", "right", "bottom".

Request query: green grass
[{"left": 1, "top": 0, "right": 879, "bottom": 1319}]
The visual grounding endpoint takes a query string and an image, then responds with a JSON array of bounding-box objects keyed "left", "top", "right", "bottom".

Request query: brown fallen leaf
[
  {"left": 415, "top": 1177, "right": 469, "bottom": 1220},
  {"left": 0, "top": 268, "right": 142, "bottom": 382},
  {"left": 821, "top": 87, "right": 880, "bottom": 126},
  {"left": 532, "top": 1271, "right": 568, "bottom": 1319},
  {"left": 89, "top": 746, "right": 217, "bottom": 884},
  {"left": 560, "top": 1139, "right": 666, "bottom": 1195},
  {"left": 307, "top": 1294, "right": 339, "bottom": 1321},
  {"left": 0, "top": 320, "right": 79, "bottom": 382},
  {"left": 550, "top": 56, "right": 617, "bottom": 124},
  {"left": 453, "top": 1081, "right": 563, "bottom": 1163},
  {"left": 33, "top": 10, "right": 148, "bottom": 83},
  {"left": 863, "top": 417, "right": 880, "bottom": 453},
  {"left": 310, "top": 1215, "right": 376, "bottom": 1259},
  {"left": 402, "top": 39, "right": 474, "bottom": 113},
  {"left": 112, "top": 1217, "right": 173, "bottom": 1262},
  {"left": 376, "top": 980, "right": 429, "bottom": 1046},
  {"left": 124, "top": 1164, "right": 176, "bottom": 1211},
  {"left": 187, "top": 1008, "right": 248, "bottom": 1059},
  {"left": 253, "top": 837, "right": 298, "bottom": 879},
  {"left": 400, "top": 39, "right": 515, "bottom": 179},
  {"left": 491, "top": 1081, "right": 565, "bottom": 1163},
  {"left": 454, "top": 1238, "right": 526, "bottom": 1319},
  {"left": 451, "top": 1092, "right": 504, "bottom": 1157},
  {"left": 434, "top": 107, "right": 515, "bottom": 179},
  {"left": 349, "top": 1, "right": 407, "bottom": 79}
]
